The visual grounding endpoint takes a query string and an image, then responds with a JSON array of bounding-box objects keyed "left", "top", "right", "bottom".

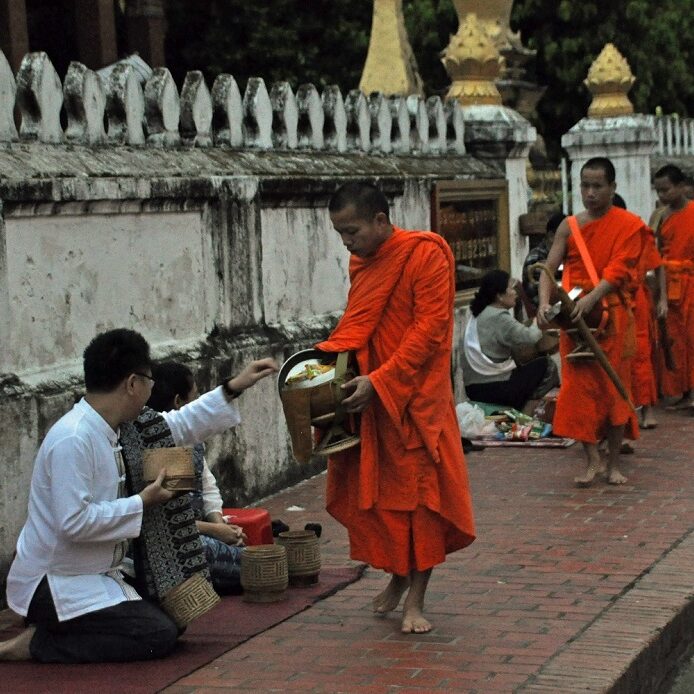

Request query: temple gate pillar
[
  {"left": 443, "top": 11, "right": 536, "bottom": 279},
  {"left": 561, "top": 44, "right": 656, "bottom": 222}
]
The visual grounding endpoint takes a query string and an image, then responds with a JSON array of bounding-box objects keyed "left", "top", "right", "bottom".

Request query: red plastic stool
[{"left": 221, "top": 507, "right": 273, "bottom": 546}]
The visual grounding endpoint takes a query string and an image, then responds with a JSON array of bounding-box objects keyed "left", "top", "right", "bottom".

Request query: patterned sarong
[{"left": 120, "top": 408, "right": 212, "bottom": 602}]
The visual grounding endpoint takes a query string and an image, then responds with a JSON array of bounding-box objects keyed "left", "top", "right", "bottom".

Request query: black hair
[
  {"left": 470, "top": 269, "right": 510, "bottom": 317},
  {"left": 83, "top": 328, "right": 151, "bottom": 393},
  {"left": 546, "top": 212, "right": 565, "bottom": 234},
  {"left": 612, "top": 193, "right": 627, "bottom": 209},
  {"left": 147, "top": 361, "right": 196, "bottom": 412},
  {"left": 328, "top": 182, "right": 390, "bottom": 220},
  {"left": 654, "top": 164, "right": 685, "bottom": 185},
  {"left": 581, "top": 157, "right": 616, "bottom": 184}
]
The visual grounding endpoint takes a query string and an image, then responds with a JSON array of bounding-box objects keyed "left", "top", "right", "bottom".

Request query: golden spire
[
  {"left": 585, "top": 43, "right": 635, "bottom": 118},
  {"left": 442, "top": 12, "right": 503, "bottom": 106},
  {"left": 359, "top": 0, "right": 423, "bottom": 97}
]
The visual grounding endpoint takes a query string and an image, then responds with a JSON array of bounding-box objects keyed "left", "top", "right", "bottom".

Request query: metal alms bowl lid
[{"left": 277, "top": 349, "right": 336, "bottom": 392}]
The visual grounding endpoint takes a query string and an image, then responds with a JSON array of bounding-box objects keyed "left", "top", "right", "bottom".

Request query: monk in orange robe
[
  {"left": 651, "top": 164, "right": 694, "bottom": 409},
  {"left": 317, "top": 182, "right": 475, "bottom": 634},
  {"left": 630, "top": 227, "right": 664, "bottom": 428},
  {"left": 538, "top": 158, "right": 641, "bottom": 487}
]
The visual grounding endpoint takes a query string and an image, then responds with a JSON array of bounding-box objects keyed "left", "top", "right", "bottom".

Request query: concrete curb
[{"left": 519, "top": 530, "right": 694, "bottom": 693}]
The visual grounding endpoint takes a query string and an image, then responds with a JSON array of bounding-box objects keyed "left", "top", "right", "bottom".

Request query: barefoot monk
[
  {"left": 318, "top": 182, "right": 475, "bottom": 634},
  {"left": 538, "top": 158, "right": 642, "bottom": 487}
]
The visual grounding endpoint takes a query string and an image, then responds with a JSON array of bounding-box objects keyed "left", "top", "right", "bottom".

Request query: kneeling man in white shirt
[{"left": 0, "top": 328, "right": 276, "bottom": 663}]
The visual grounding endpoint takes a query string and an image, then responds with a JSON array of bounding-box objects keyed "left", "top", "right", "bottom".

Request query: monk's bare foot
[
  {"left": 373, "top": 574, "right": 409, "bottom": 615},
  {"left": 640, "top": 406, "right": 657, "bottom": 429},
  {"left": 574, "top": 454, "right": 607, "bottom": 489},
  {"left": 607, "top": 469, "right": 628, "bottom": 485},
  {"left": 666, "top": 396, "right": 694, "bottom": 411},
  {"left": 0, "top": 625, "right": 35, "bottom": 661},
  {"left": 401, "top": 606, "right": 432, "bottom": 634}
]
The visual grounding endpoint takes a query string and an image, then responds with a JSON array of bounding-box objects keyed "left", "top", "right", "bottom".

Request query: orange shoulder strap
[{"left": 567, "top": 215, "right": 600, "bottom": 287}]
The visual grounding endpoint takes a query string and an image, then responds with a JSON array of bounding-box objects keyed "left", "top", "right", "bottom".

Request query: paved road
[{"left": 166, "top": 405, "right": 693, "bottom": 692}]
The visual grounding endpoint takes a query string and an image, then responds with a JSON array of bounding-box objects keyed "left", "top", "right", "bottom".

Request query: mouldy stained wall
[{"left": 0, "top": 49, "right": 509, "bottom": 590}]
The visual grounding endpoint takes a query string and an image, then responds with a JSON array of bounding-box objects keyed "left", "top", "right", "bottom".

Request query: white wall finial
[
  {"left": 180, "top": 71, "right": 213, "bottom": 147},
  {"left": 388, "top": 96, "right": 411, "bottom": 155},
  {"left": 211, "top": 74, "right": 243, "bottom": 147},
  {"left": 296, "top": 84, "right": 324, "bottom": 150},
  {"left": 444, "top": 99, "right": 466, "bottom": 154},
  {"left": 144, "top": 67, "right": 180, "bottom": 147},
  {"left": 106, "top": 63, "right": 145, "bottom": 145},
  {"left": 16, "top": 52, "right": 63, "bottom": 143},
  {"left": 406, "top": 94, "right": 428, "bottom": 154},
  {"left": 345, "top": 89, "right": 371, "bottom": 152},
  {"left": 321, "top": 86, "right": 347, "bottom": 153},
  {"left": 270, "top": 82, "right": 299, "bottom": 150},
  {"left": 368, "top": 92, "right": 392, "bottom": 154},
  {"left": 0, "top": 51, "right": 18, "bottom": 142},
  {"left": 64, "top": 61, "right": 106, "bottom": 145},
  {"left": 243, "top": 78, "right": 273, "bottom": 149}
]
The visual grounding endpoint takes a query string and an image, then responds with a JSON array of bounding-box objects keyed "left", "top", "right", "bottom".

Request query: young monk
[
  {"left": 317, "top": 182, "right": 475, "bottom": 634},
  {"left": 651, "top": 164, "right": 694, "bottom": 410},
  {"left": 538, "top": 158, "right": 642, "bottom": 487}
]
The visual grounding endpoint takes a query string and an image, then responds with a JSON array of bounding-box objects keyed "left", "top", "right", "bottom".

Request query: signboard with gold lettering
[{"left": 431, "top": 180, "right": 510, "bottom": 299}]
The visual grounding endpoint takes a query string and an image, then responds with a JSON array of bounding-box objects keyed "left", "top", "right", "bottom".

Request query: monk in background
[
  {"left": 538, "top": 158, "right": 641, "bottom": 487},
  {"left": 317, "top": 182, "right": 475, "bottom": 634},
  {"left": 651, "top": 164, "right": 694, "bottom": 411}
]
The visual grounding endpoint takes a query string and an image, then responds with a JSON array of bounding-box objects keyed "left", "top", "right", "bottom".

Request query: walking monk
[
  {"left": 630, "top": 225, "right": 665, "bottom": 428},
  {"left": 538, "top": 158, "right": 641, "bottom": 486},
  {"left": 651, "top": 164, "right": 694, "bottom": 410},
  {"left": 317, "top": 182, "right": 475, "bottom": 633}
]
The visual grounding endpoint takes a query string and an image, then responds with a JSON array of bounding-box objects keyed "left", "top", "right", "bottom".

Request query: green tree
[{"left": 511, "top": 0, "right": 694, "bottom": 159}]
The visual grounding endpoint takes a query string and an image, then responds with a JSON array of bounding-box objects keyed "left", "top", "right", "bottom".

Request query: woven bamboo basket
[
  {"left": 277, "top": 530, "right": 321, "bottom": 587},
  {"left": 142, "top": 447, "right": 196, "bottom": 491},
  {"left": 240, "top": 544, "right": 288, "bottom": 603},
  {"left": 160, "top": 572, "right": 220, "bottom": 628}
]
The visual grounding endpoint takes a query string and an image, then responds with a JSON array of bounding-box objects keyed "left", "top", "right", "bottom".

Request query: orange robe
[
  {"left": 317, "top": 228, "right": 475, "bottom": 576},
  {"left": 553, "top": 207, "right": 641, "bottom": 443},
  {"left": 658, "top": 201, "right": 694, "bottom": 397},
  {"left": 630, "top": 228, "right": 661, "bottom": 408}
]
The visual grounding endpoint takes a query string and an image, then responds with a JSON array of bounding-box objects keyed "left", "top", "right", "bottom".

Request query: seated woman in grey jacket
[{"left": 462, "top": 269, "right": 558, "bottom": 410}]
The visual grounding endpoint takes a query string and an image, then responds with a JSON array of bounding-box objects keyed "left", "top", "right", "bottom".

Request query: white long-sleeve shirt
[{"left": 6, "top": 386, "right": 240, "bottom": 621}]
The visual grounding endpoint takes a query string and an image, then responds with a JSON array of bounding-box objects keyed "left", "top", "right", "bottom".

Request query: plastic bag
[{"left": 456, "top": 401, "right": 498, "bottom": 439}]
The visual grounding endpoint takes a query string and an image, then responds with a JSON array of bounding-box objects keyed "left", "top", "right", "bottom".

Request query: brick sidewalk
[{"left": 166, "top": 407, "right": 693, "bottom": 693}]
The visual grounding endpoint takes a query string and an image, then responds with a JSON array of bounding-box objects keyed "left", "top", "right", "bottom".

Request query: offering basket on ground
[{"left": 278, "top": 349, "right": 360, "bottom": 463}]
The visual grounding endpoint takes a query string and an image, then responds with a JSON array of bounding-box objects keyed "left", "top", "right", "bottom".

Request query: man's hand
[
  {"left": 656, "top": 297, "right": 668, "bottom": 320},
  {"left": 340, "top": 376, "right": 375, "bottom": 413},
  {"left": 228, "top": 358, "right": 279, "bottom": 392},
  {"left": 570, "top": 292, "right": 599, "bottom": 323},
  {"left": 536, "top": 303, "right": 553, "bottom": 328},
  {"left": 139, "top": 468, "right": 176, "bottom": 508}
]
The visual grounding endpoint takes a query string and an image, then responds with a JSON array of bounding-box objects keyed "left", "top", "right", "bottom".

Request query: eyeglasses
[{"left": 133, "top": 372, "right": 156, "bottom": 385}]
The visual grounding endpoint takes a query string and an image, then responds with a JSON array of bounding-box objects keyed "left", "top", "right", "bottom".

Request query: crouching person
[{"left": 0, "top": 328, "right": 276, "bottom": 663}]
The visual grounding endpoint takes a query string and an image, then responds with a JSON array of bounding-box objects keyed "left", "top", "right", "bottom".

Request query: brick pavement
[{"left": 166, "top": 407, "right": 693, "bottom": 693}]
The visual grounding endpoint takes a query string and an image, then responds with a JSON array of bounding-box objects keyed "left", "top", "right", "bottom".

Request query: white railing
[
  {"left": 654, "top": 115, "right": 694, "bottom": 156},
  {"left": 0, "top": 49, "right": 466, "bottom": 155}
]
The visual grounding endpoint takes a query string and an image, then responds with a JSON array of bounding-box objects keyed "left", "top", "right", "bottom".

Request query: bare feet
[
  {"left": 640, "top": 406, "right": 657, "bottom": 429},
  {"left": 607, "top": 469, "right": 628, "bottom": 485},
  {"left": 400, "top": 568, "right": 433, "bottom": 634},
  {"left": 665, "top": 396, "right": 694, "bottom": 411},
  {"left": 0, "top": 625, "right": 35, "bottom": 661},
  {"left": 401, "top": 605, "right": 432, "bottom": 634},
  {"left": 373, "top": 574, "right": 409, "bottom": 615},
  {"left": 575, "top": 444, "right": 605, "bottom": 488}
]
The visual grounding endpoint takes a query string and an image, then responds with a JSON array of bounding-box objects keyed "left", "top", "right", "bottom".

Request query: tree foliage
[
  {"left": 511, "top": 0, "right": 694, "bottom": 157},
  {"left": 164, "top": 1, "right": 694, "bottom": 160}
]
